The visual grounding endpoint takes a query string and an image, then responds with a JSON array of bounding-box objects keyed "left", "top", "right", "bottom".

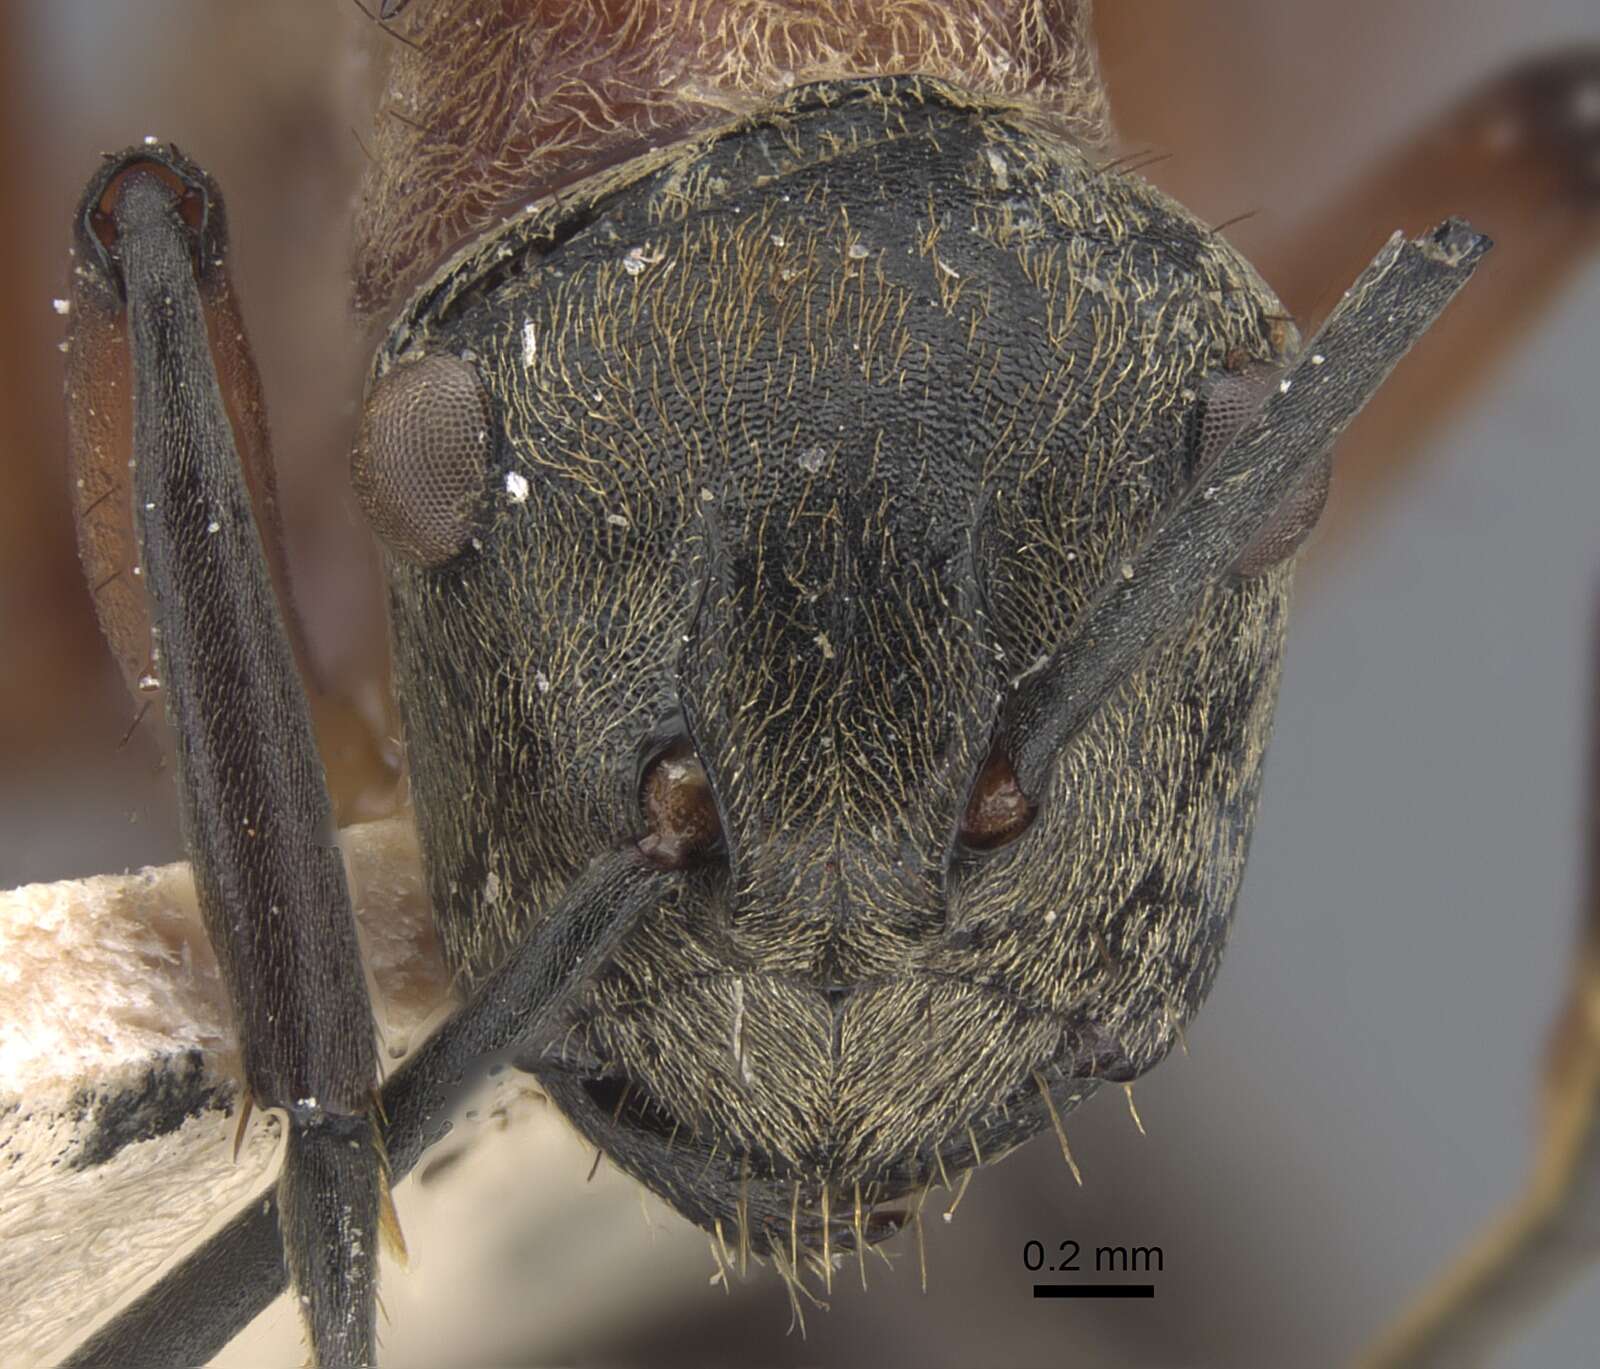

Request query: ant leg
[
  {"left": 1247, "top": 47, "right": 1600, "bottom": 543},
  {"left": 65, "top": 147, "right": 381, "bottom": 1366},
  {"left": 61, "top": 845, "right": 673, "bottom": 1368},
  {"left": 1359, "top": 596, "right": 1600, "bottom": 1365}
]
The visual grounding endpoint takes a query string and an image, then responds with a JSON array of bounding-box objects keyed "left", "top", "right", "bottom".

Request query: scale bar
[{"left": 1033, "top": 1284, "right": 1155, "bottom": 1299}]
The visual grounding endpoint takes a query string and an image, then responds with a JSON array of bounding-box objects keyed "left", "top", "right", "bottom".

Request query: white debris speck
[
  {"left": 504, "top": 471, "right": 530, "bottom": 503},
  {"left": 1120, "top": 561, "right": 1135, "bottom": 581},
  {"left": 942, "top": 1212, "right": 954, "bottom": 1224},
  {"left": 847, "top": 241, "right": 870, "bottom": 260},
  {"left": 137, "top": 673, "right": 161, "bottom": 692},
  {"left": 770, "top": 232, "right": 786, "bottom": 248},
  {"left": 1278, "top": 377, "right": 1293, "bottom": 394},
  {"left": 58, "top": 341, "right": 69, "bottom": 354},
  {"left": 143, "top": 135, "right": 159, "bottom": 146},
  {"left": 1202, "top": 485, "right": 1219, "bottom": 501},
  {"left": 484, "top": 872, "right": 501, "bottom": 904},
  {"left": 1310, "top": 353, "right": 1326, "bottom": 366},
  {"left": 700, "top": 487, "right": 715, "bottom": 503},
  {"left": 937, "top": 259, "right": 960, "bottom": 279},
  {"left": 798, "top": 444, "right": 827, "bottom": 474},
  {"left": 52, "top": 298, "right": 70, "bottom": 316},
  {"left": 1044, "top": 910, "right": 1058, "bottom": 926},
  {"left": 606, "top": 512, "right": 630, "bottom": 527},
  {"left": 521, "top": 318, "right": 537, "bottom": 367},
  {"left": 535, "top": 671, "right": 551, "bottom": 694},
  {"left": 622, "top": 244, "right": 663, "bottom": 276},
  {"left": 814, "top": 632, "right": 835, "bottom": 660},
  {"left": 207, "top": 520, "right": 221, "bottom": 534},
  {"left": 984, "top": 147, "right": 1010, "bottom": 188}
]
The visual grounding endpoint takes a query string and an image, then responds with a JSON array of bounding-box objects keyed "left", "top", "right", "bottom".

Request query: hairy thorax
[{"left": 356, "top": 0, "right": 1108, "bottom": 314}]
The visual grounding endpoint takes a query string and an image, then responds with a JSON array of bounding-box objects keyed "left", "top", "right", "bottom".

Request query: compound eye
[
  {"left": 638, "top": 741, "right": 722, "bottom": 869},
  {"left": 959, "top": 746, "right": 1036, "bottom": 851},
  {"left": 352, "top": 354, "right": 492, "bottom": 567},
  {"left": 1197, "top": 361, "right": 1331, "bottom": 577}
]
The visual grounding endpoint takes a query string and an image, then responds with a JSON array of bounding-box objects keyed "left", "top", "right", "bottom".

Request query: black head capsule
[{"left": 378, "top": 77, "right": 1446, "bottom": 1266}]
